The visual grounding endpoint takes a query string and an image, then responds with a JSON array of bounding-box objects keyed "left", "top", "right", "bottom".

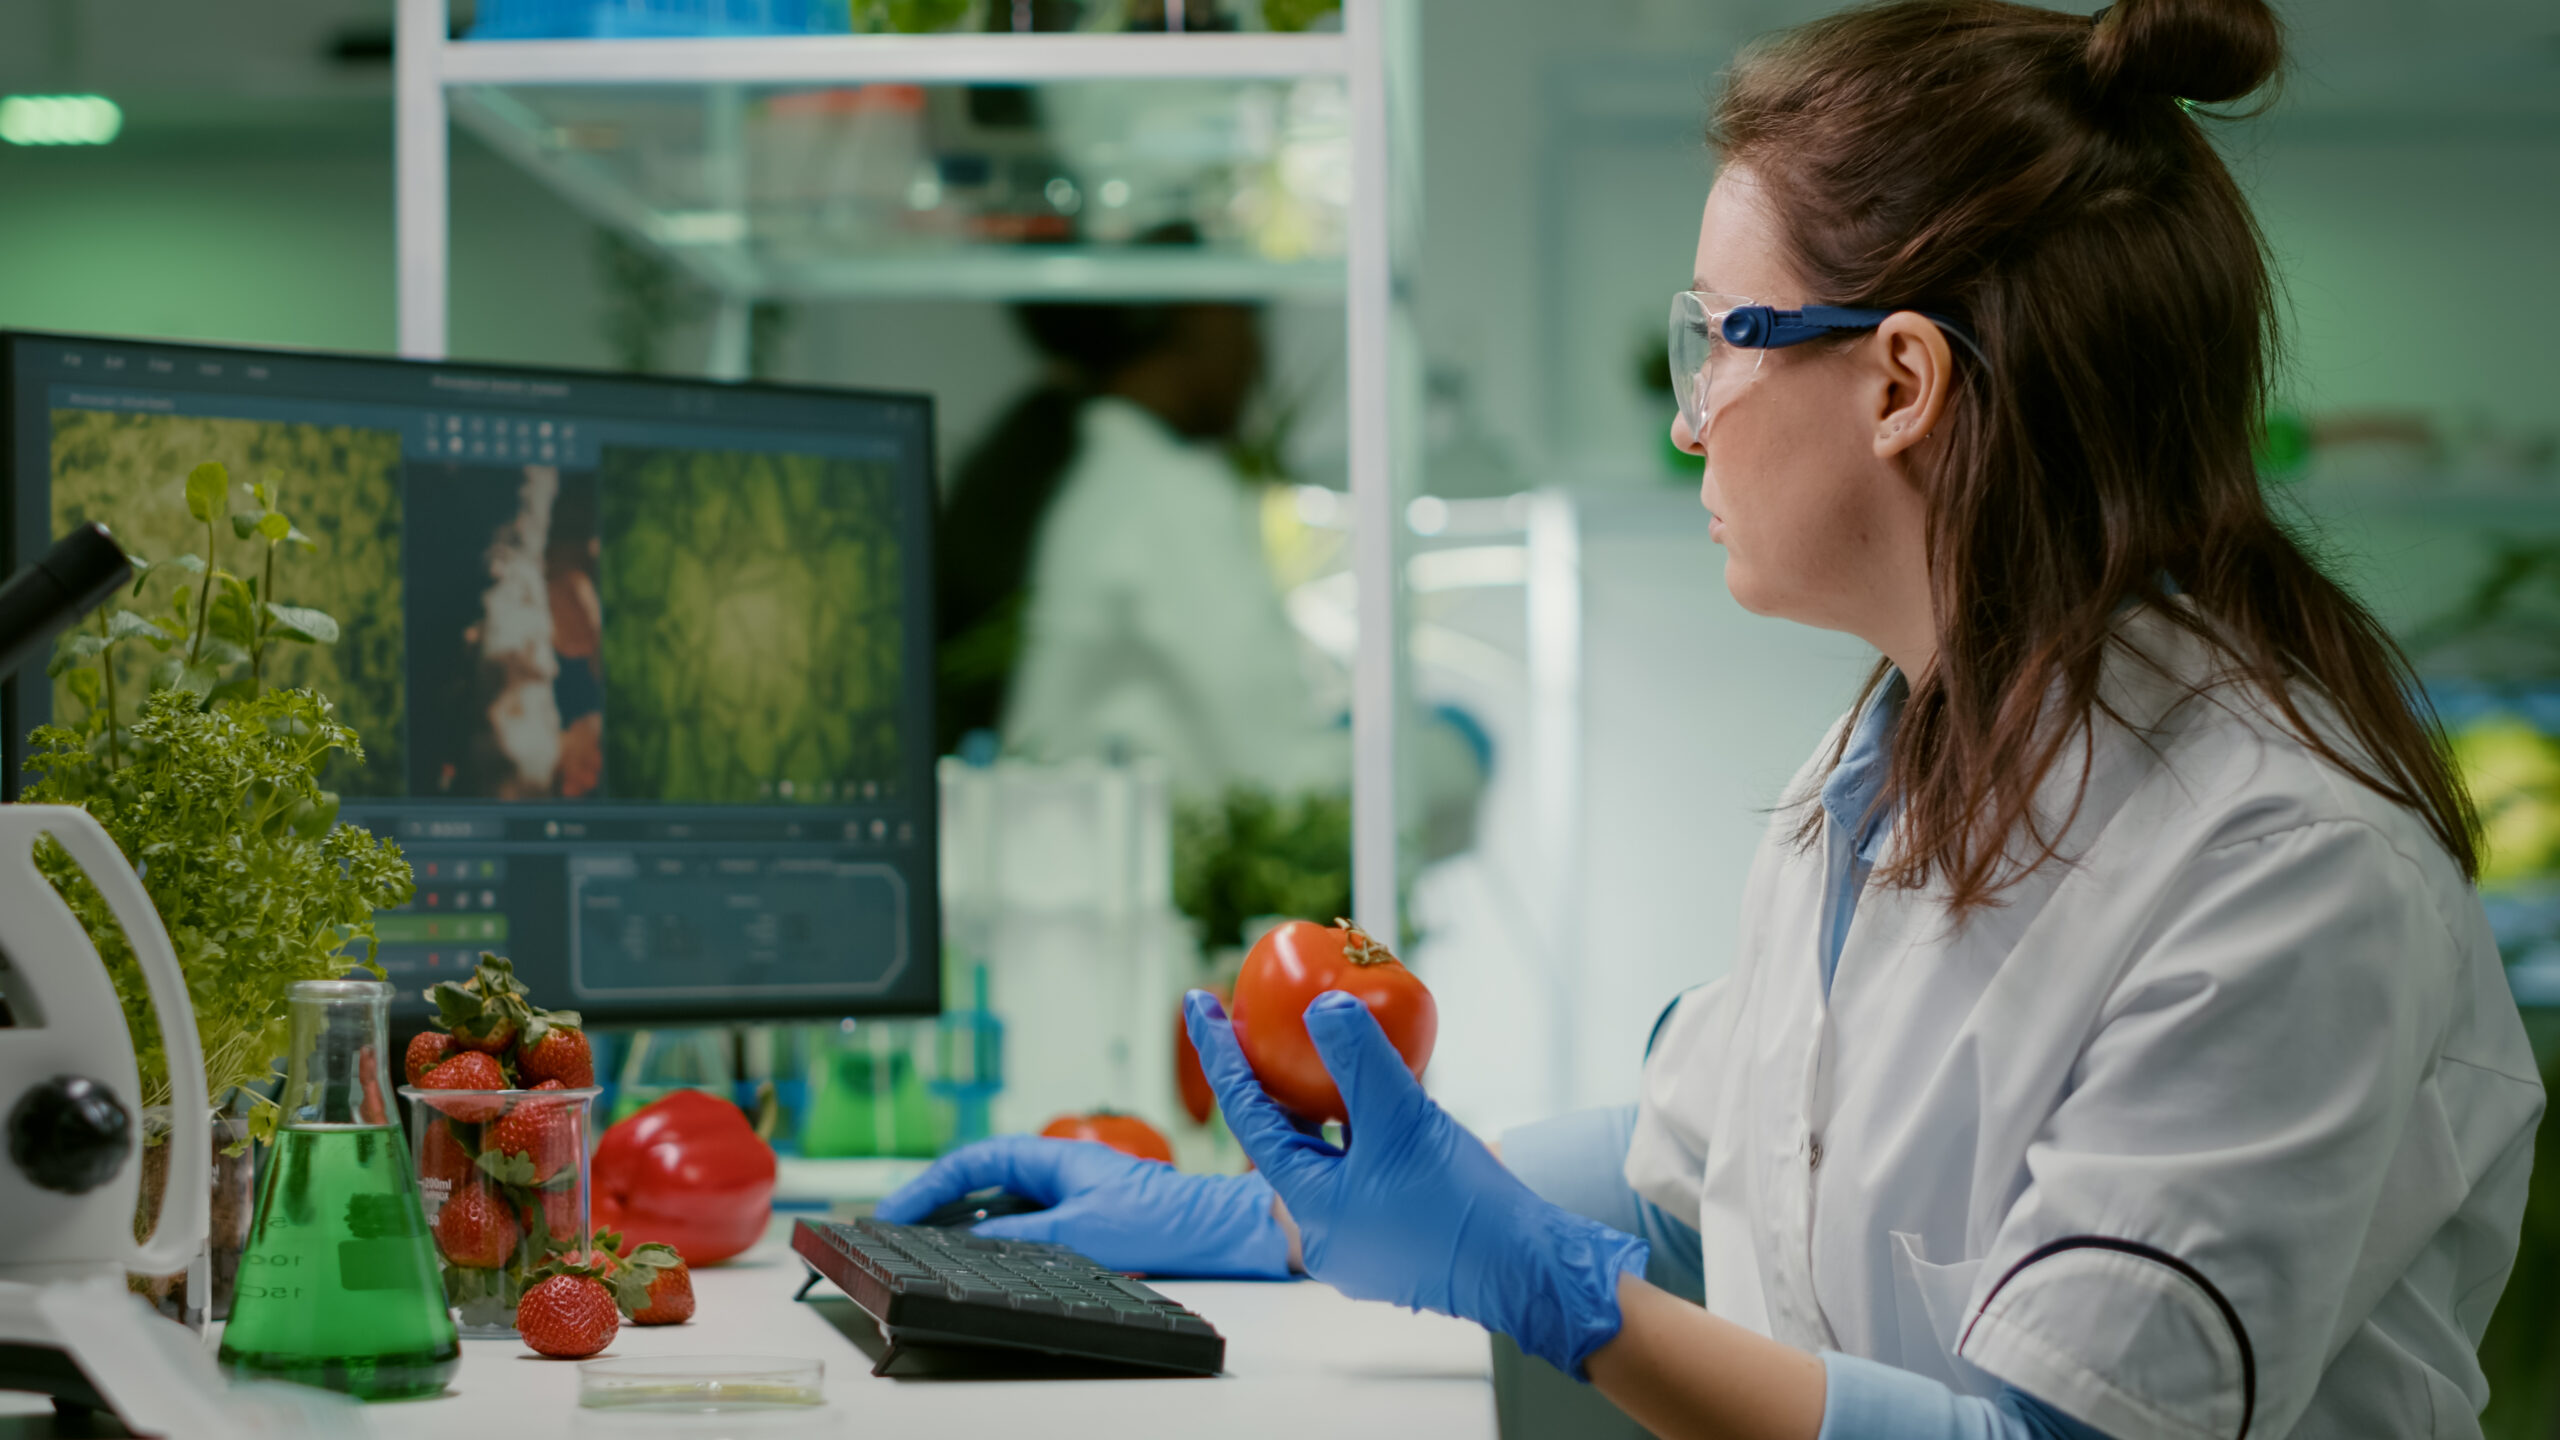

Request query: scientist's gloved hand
[
  {"left": 874, "top": 1135, "right": 1293, "bottom": 1280},
  {"left": 1185, "top": 989, "right": 1648, "bottom": 1378}
]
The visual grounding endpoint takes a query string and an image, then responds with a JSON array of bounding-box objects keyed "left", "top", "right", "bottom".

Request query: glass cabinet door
[{"left": 453, "top": 76, "right": 1349, "bottom": 301}]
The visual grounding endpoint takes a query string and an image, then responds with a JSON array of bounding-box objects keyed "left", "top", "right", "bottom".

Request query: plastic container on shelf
[
  {"left": 936, "top": 757, "right": 1197, "bottom": 1138},
  {"left": 469, "top": 0, "right": 853, "bottom": 39},
  {"left": 754, "top": 85, "right": 932, "bottom": 249}
]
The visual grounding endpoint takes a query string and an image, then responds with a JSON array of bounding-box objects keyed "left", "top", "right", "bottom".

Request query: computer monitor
[{"left": 2, "top": 331, "right": 940, "bottom": 1023}]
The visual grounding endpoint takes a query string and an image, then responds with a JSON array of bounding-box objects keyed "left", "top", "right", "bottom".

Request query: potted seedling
[{"left": 23, "top": 461, "right": 414, "bottom": 1323}]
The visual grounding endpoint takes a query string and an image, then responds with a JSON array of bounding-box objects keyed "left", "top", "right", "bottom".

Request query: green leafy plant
[
  {"left": 22, "top": 691, "right": 412, "bottom": 1143},
  {"left": 2404, "top": 538, "right": 2560, "bottom": 687},
  {"left": 26, "top": 460, "right": 409, "bottom": 1144},
  {"left": 856, "top": 0, "right": 971, "bottom": 32},
  {"left": 1260, "top": 0, "right": 1339, "bottom": 31},
  {"left": 596, "top": 229, "right": 707, "bottom": 375},
  {"left": 1173, "top": 786, "right": 1353, "bottom": 950}
]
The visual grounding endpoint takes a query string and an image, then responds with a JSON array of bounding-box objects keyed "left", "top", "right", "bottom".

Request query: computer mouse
[{"left": 914, "top": 1188, "right": 1048, "bottom": 1229}]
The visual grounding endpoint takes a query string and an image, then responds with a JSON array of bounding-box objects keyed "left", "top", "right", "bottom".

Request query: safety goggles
[{"left": 1667, "top": 291, "right": 1982, "bottom": 440}]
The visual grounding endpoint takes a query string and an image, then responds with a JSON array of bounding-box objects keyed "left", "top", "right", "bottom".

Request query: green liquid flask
[
  {"left": 218, "top": 980, "right": 460, "bottom": 1400},
  {"left": 803, "top": 1022, "right": 946, "bottom": 1157}
]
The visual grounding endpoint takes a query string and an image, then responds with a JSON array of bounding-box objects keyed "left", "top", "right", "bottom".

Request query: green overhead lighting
[{"left": 0, "top": 95, "right": 123, "bottom": 146}]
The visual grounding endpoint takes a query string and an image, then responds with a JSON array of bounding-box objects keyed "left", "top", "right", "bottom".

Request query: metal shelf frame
[
  {"left": 395, "top": 0, "right": 1412, "bottom": 942},
  {"left": 434, "top": 30, "right": 1351, "bottom": 86}
]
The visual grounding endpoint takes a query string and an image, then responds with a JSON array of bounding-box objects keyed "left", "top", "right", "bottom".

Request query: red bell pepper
[{"left": 590, "top": 1090, "right": 776, "bottom": 1266}]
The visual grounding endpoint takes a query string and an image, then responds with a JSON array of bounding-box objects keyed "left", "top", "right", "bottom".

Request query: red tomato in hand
[
  {"left": 1230, "top": 919, "right": 1435, "bottom": 1124},
  {"left": 1175, "top": 986, "right": 1229, "bottom": 1125},
  {"left": 1041, "top": 1112, "right": 1175, "bottom": 1164}
]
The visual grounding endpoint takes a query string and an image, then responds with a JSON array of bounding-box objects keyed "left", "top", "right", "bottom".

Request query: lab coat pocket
[{"left": 1888, "top": 1232, "right": 1997, "bottom": 1398}]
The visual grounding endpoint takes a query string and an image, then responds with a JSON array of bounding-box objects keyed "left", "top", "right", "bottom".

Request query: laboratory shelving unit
[{"left": 394, "top": 0, "right": 1415, "bottom": 941}]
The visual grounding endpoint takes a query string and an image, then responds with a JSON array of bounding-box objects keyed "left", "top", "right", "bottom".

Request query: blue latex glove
[
  {"left": 1185, "top": 988, "right": 1648, "bottom": 1378},
  {"left": 874, "top": 1135, "right": 1293, "bottom": 1279}
]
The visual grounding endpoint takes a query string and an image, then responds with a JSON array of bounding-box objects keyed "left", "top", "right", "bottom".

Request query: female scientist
[{"left": 884, "top": 1, "right": 2545, "bottom": 1434}]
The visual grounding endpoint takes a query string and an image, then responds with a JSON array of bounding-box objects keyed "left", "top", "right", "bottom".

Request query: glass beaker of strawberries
[{"left": 396, "top": 953, "right": 602, "bottom": 1336}]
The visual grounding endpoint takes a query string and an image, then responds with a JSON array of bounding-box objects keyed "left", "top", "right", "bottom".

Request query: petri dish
[{"left": 577, "top": 1355, "right": 827, "bottom": 1412}]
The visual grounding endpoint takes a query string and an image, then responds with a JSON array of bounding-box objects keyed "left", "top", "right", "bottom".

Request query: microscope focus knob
[{"left": 8, "top": 1075, "right": 133, "bottom": 1195}]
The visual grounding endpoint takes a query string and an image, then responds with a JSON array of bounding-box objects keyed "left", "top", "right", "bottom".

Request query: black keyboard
[{"left": 790, "top": 1218, "right": 1226, "bottom": 1377}]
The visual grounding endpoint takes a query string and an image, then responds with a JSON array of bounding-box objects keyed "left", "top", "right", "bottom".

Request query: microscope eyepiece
[{"left": 0, "top": 523, "right": 135, "bottom": 680}]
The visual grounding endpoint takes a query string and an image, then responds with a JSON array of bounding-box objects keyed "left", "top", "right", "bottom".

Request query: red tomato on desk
[
  {"left": 1230, "top": 919, "right": 1435, "bottom": 1125},
  {"left": 1041, "top": 1112, "right": 1175, "bottom": 1164}
]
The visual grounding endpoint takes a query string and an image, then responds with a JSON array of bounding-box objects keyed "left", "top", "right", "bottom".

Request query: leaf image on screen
[
  {"left": 597, "top": 447, "right": 902, "bottom": 805},
  {"left": 47, "top": 409, "right": 407, "bottom": 796}
]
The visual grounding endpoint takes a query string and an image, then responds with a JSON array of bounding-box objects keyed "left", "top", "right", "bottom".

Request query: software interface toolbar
[{"left": 5, "top": 333, "right": 940, "bottom": 1020}]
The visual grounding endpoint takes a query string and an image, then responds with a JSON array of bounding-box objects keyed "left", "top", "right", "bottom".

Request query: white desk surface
[
  {"left": 0, "top": 1225, "right": 1496, "bottom": 1437},
  {"left": 366, "top": 1230, "right": 1499, "bottom": 1440}
]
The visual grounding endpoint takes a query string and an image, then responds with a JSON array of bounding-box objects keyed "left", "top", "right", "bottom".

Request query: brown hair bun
[{"left": 2085, "top": 0, "right": 2283, "bottom": 104}]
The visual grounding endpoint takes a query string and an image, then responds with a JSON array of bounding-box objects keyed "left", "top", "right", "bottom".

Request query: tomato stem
[{"left": 1333, "top": 918, "right": 1399, "bottom": 967}]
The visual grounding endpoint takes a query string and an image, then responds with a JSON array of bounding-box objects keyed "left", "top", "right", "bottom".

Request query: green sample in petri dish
[{"left": 219, "top": 981, "right": 460, "bottom": 1401}]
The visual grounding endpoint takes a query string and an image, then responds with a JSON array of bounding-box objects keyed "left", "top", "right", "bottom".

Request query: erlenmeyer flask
[{"left": 218, "top": 980, "right": 459, "bottom": 1400}]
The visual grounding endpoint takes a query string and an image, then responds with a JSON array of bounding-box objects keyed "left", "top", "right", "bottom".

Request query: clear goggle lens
[{"left": 1667, "top": 291, "right": 1763, "bottom": 441}]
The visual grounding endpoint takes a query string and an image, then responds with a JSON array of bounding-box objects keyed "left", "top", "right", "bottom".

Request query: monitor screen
[{"left": 3, "top": 331, "right": 940, "bottom": 1022}]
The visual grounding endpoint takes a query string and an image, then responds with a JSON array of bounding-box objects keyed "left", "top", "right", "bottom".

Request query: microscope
[{"left": 0, "top": 523, "right": 236, "bottom": 1437}]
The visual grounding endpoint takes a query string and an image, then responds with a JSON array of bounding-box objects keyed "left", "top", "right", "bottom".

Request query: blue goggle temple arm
[{"left": 1720, "top": 305, "right": 1984, "bottom": 364}]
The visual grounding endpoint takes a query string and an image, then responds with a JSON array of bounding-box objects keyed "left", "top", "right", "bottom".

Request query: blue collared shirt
[{"left": 1817, "top": 671, "right": 1907, "bottom": 996}]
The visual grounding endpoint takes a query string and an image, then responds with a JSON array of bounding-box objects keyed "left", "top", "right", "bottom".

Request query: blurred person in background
[{"left": 935, "top": 253, "right": 1343, "bottom": 798}]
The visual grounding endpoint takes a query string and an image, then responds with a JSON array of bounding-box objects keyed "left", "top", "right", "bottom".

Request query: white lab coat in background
[
  {"left": 1005, "top": 396, "right": 1345, "bottom": 798},
  {"left": 1625, "top": 606, "right": 2543, "bottom": 1439}
]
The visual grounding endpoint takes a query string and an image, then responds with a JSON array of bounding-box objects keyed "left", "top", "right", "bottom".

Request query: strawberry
[
  {"left": 486, "top": 1095, "right": 579, "bottom": 1184},
  {"left": 627, "top": 1252, "right": 693, "bottom": 1325},
  {"left": 593, "top": 1236, "right": 688, "bottom": 1323},
  {"left": 433, "top": 1183, "right": 521, "bottom": 1270},
  {"left": 416, "top": 1050, "right": 510, "bottom": 1121},
  {"left": 417, "top": 1117, "right": 475, "bottom": 1190},
  {"left": 404, "top": 1031, "right": 456, "bottom": 1086},
  {"left": 419, "top": 1050, "right": 506, "bottom": 1090},
  {"left": 513, "top": 1174, "right": 586, "bottom": 1249},
  {"left": 549, "top": 1243, "right": 621, "bottom": 1277},
  {"left": 427, "top": 953, "right": 533, "bottom": 1056},
  {"left": 531, "top": 1078, "right": 565, "bottom": 1091},
  {"left": 516, "top": 1274, "right": 619, "bottom": 1359},
  {"left": 516, "top": 1018, "right": 593, "bottom": 1089},
  {"left": 550, "top": 1182, "right": 586, "bottom": 1242}
]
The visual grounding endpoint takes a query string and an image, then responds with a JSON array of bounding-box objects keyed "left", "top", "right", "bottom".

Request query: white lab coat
[
  {"left": 1624, "top": 606, "right": 2543, "bottom": 1439},
  {"left": 1004, "top": 396, "right": 1345, "bottom": 798}
]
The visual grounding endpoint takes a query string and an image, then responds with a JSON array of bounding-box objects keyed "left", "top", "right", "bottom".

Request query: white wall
[
  {"left": 1565, "top": 493, "right": 1873, "bottom": 1107},
  {"left": 0, "top": 119, "right": 614, "bottom": 370},
  {"left": 2241, "top": 129, "right": 2560, "bottom": 437},
  {"left": 1411, "top": 0, "right": 2560, "bottom": 492}
]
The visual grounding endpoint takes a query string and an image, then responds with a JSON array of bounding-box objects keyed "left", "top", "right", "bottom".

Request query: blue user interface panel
[{"left": 2, "top": 331, "right": 940, "bottom": 1021}]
